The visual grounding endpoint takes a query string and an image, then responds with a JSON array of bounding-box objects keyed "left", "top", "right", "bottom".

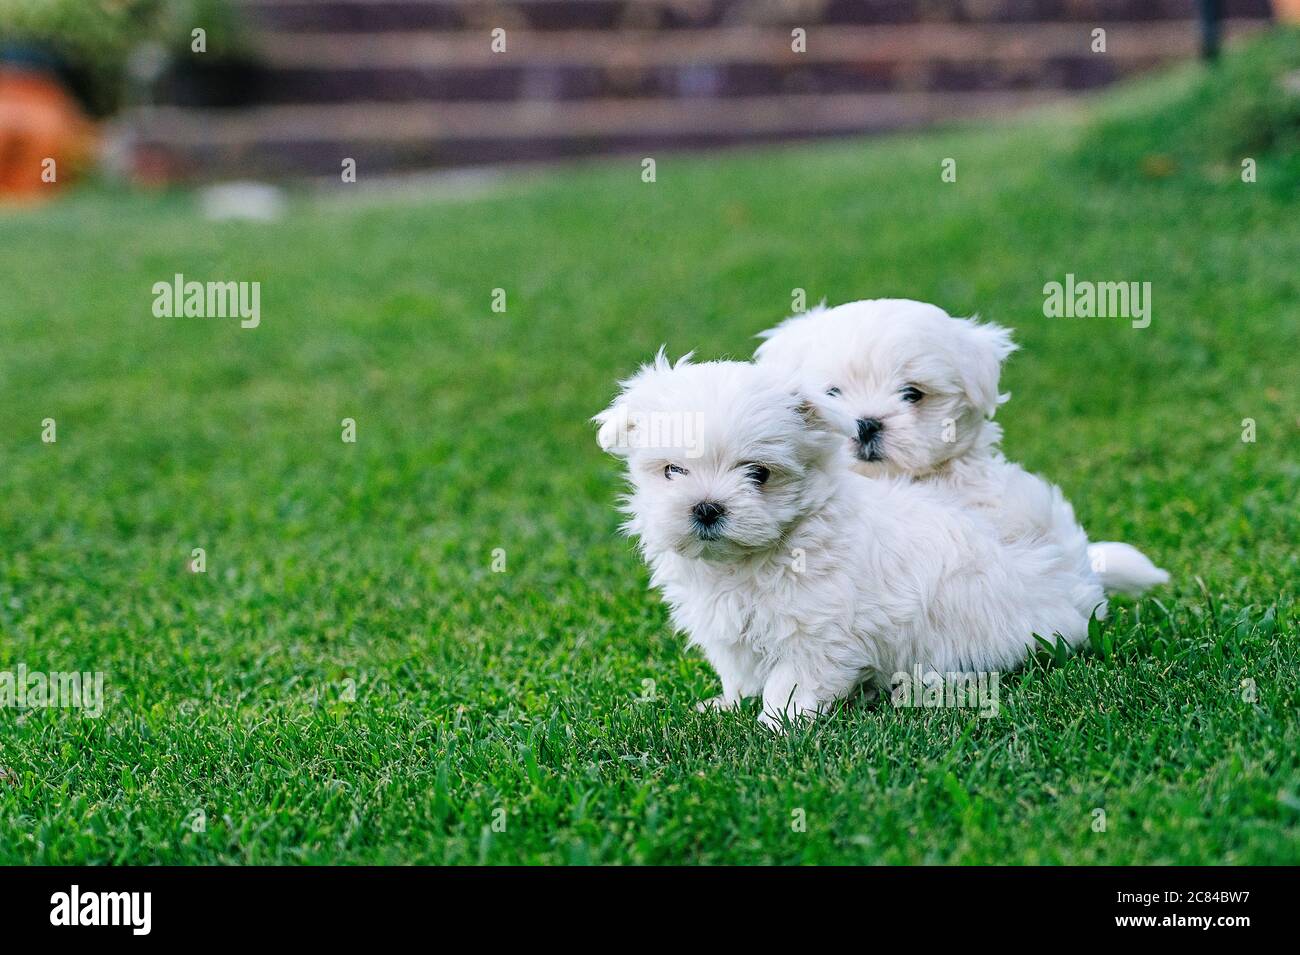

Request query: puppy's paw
[{"left": 695, "top": 695, "right": 740, "bottom": 713}]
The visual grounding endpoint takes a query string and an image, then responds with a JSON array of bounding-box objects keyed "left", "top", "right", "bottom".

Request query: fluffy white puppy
[
  {"left": 755, "top": 299, "right": 1168, "bottom": 594},
  {"left": 595, "top": 353, "right": 1106, "bottom": 729}
]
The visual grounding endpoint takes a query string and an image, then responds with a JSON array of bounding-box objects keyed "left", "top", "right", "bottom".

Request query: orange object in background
[
  {"left": 0, "top": 66, "right": 95, "bottom": 200},
  {"left": 1277, "top": 1, "right": 1300, "bottom": 25}
]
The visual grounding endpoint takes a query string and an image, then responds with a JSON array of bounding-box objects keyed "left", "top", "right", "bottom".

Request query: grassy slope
[{"left": 0, "top": 38, "right": 1297, "bottom": 864}]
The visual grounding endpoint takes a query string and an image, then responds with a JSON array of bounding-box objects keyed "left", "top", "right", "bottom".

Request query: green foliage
[
  {"left": 1077, "top": 28, "right": 1300, "bottom": 193},
  {"left": 0, "top": 0, "right": 248, "bottom": 115}
]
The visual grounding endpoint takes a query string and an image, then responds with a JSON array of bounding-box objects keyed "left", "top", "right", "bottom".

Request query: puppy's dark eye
[
  {"left": 664, "top": 464, "right": 688, "bottom": 479},
  {"left": 900, "top": 386, "right": 924, "bottom": 404},
  {"left": 825, "top": 386, "right": 842, "bottom": 397},
  {"left": 744, "top": 464, "right": 771, "bottom": 486}
]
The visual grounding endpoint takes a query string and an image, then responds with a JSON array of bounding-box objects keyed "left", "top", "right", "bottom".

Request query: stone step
[
  {"left": 127, "top": 89, "right": 1068, "bottom": 177},
  {"left": 247, "top": 20, "right": 1265, "bottom": 70},
  {"left": 192, "top": 19, "right": 1263, "bottom": 107},
  {"left": 236, "top": 0, "right": 1272, "bottom": 34},
  {"left": 247, "top": 57, "right": 1131, "bottom": 106}
]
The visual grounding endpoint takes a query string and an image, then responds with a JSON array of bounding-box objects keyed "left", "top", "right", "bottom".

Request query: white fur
[
  {"left": 595, "top": 356, "right": 1107, "bottom": 730},
  {"left": 755, "top": 299, "right": 1168, "bottom": 595}
]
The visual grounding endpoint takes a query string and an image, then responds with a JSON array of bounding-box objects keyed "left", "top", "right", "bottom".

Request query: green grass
[{"left": 1, "top": 34, "right": 1298, "bottom": 865}]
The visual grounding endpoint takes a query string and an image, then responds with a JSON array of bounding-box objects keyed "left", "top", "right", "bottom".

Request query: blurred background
[{"left": 1, "top": 0, "right": 1290, "bottom": 194}]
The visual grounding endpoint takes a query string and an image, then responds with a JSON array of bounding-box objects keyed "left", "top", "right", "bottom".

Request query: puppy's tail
[{"left": 1087, "top": 542, "right": 1169, "bottom": 596}]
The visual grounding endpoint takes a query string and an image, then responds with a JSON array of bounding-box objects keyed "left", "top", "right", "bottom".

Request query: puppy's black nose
[
  {"left": 857, "top": 418, "right": 884, "bottom": 443},
  {"left": 691, "top": 501, "right": 726, "bottom": 527}
]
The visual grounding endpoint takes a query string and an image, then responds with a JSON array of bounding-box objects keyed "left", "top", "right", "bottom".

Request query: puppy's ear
[
  {"left": 592, "top": 348, "right": 676, "bottom": 454},
  {"left": 793, "top": 389, "right": 855, "bottom": 437},
  {"left": 753, "top": 301, "right": 828, "bottom": 362},
  {"left": 594, "top": 348, "right": 681, "bottom": 456},
  {"left": 956, "top": 320, "right": 1017, "bottom": 417},
  {"left": 593, "top": 399, "right": 634, "bottom": 456}
]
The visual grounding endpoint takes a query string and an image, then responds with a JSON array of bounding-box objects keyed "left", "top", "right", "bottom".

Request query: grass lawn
[{"left": 1, "top": 34, "right": 1297, "bottom": 865}]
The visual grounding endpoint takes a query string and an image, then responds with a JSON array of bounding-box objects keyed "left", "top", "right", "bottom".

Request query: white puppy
[
  {"left": 595, "top": 353, "right": 1107, "bottom": 729},
  {"left": 755, "top": 299, "right": 1168, "bottom": 594}
]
